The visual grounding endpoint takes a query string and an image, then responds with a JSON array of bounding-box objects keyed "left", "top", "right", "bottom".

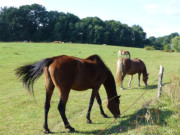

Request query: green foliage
[
  {"left": 144, "top": 45, "right": 155, "bottom": 50},
  {"left": 54, "top": 12, "right": 80, "bottom": 42},
  {"left": 172, "top": 36, "right": 180, "bottom": 52},
  {"left": 164, "top": 44, "right": 172, "bottom": 52},
  {"left": 147, "top": 33, "right": 179, "bottom": 50},
  {"left": 132, "top": 25, "right": 146, "bottom": 48},
  {"left": 153, "top": 42, "right": 164, "bottom": 50},
  {"left": 164, "top": 44, "right": 170, "bottom": 50},
  {"left": 0, "top": 4, "right": 179, "bottom": 49},
  {"left": 0, "top": 4, "right": 148, "bottom": 48}
]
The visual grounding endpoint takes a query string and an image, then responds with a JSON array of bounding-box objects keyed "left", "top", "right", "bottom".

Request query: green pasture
[{"left": 0, "top": 42, "right": 180, "bottom": 135}]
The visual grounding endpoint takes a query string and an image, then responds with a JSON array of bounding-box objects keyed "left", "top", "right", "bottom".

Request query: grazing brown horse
[
  {"left": 15, "top": 55, "right": 120, "bottom": 133},
  {"left": 116, "top": 57, "right": 149, "bottom": 90},
  {"left": 118, "top": 50, "right": 131, "bottom": 59}
]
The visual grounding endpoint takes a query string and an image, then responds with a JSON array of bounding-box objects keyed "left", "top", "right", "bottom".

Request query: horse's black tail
[{"left": 15, "top": 58, "right": 54, "bottom": 93}]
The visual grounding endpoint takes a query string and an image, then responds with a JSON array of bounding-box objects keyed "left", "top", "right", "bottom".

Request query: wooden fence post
[{"left": 157, "top": 65, "right": 164, "bottom": 97}]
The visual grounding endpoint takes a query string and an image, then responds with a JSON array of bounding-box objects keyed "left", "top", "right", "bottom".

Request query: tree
[
  {"left": 54, "top": 12, "right": 80, "bottom": 42},
  {"left": 45, "top": 11, "right": 60, "bottom": 41},
  {"left": 153, "top": 32, "right": 179, "bottom": 49},
  {"left": 75, "top": 17, "right": 105, "bottom": 44},
  {"left": 172, "top": 36, "right": 180, "bottom": 52},
  {"left": 0, "top": 7, "right": 19, "bottom": 41},
  {"left": 0, "top": 4, "right": 49, "bottom": 41},
  {"left": 0, "top": 18, "right": 10, "bottom": 41},
  {"left": 104, "top": 20, "right": 131, "bottom": 46},
  {"left": 131, "top": 25, "right": 146, "bottom": 48},
  {"left": 28, "top": 4, "right": 50, "bottom": 41},
  {"left": 0, "top": 3, "right": 179, "bottom": 49}
]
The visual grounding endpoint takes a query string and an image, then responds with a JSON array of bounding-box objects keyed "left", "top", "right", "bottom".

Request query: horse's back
[
  {"left": 120, "top": 58, "right": 146, "bottom": 74},
  {"left": 48, "top": 55, "right": 107, "bottom": 90},
  {"left": 121, "top": 58, "right": 134, "bottom": 73},
  {"left": 133, "top": 58, "right": 146, "bottom": 71}
]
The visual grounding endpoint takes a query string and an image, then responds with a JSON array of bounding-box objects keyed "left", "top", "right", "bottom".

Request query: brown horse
[
  {"left": 116, "top": 57, "right": 149, "bottom": 90},
  {"left": 15, "top": 55, "right": 120, "bottom": 133}
]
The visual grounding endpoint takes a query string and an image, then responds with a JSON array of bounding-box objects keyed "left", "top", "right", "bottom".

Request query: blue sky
[{"left": 0, "top": 0, "right": 180, "bottom": 38}]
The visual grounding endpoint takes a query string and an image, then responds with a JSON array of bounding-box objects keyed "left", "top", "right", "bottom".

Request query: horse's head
[
  {"left": 107, "top": 95, "right": 120, "bottom": 118},
  {"left": 143, "top": 73, "right": 149, "bottom": 86}
]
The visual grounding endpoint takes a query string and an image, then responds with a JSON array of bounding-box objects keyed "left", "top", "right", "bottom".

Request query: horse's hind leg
[
  {"left": 96, "top": 93, "right": 108, "bottom": 118},
  {"left": 43, "top": 68, "right": 55, "bottom": 133},
  {"left": 57, "top": 88, "right": 75, "bottom": 132},
  {"left": 121, "top": 73, "right": 126, "bottom": 90},
  {"left": 128, "top": 75, "right": 133, "bottom": 88}
]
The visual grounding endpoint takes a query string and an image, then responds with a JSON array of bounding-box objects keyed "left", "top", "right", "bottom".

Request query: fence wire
[{"left": 98, "top": 67, "right": 180, "bottom": 135}]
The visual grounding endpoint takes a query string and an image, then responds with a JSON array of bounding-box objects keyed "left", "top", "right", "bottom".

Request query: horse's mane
[
  {"left": 143, "top": 65, "right": 148, "bottom": 77},
  {"left": 86, "top": 55, "right": 118, "bottom": 99},
  {"left": 133, "top": 58, "right": 148, "bottom": 76},
  {"left": 86, "top": 54, "right": 110, "bottom": 71}
]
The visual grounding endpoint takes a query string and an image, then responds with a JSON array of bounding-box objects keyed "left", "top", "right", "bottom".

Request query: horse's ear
[{"left": 118, "top": 95, "right": 121, "bottom": 98}]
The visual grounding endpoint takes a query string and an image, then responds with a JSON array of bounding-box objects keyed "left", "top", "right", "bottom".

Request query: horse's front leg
[
  {"left": 96, "top": 93, "right": 108, "bottom": 118},
  {"left": 58, "top": 91, "right": 75, "bottom": 132},
  {"left": 128, "top": 75, "right": 133, "bottom": 88},
  {"left": 86, "top": 89, "right": 98, "bottom": 123},
  {"left": 138, "top": 73, "right": 141, "bottom": 87}
]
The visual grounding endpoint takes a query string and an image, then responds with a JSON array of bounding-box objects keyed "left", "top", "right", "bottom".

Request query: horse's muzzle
[{"left": 145, "top": 82, "right": 148, "bottom": 86}]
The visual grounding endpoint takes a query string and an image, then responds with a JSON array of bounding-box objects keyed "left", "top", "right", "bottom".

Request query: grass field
[{"left": 0, "top": 42, "right": 180, "bottom": 135}]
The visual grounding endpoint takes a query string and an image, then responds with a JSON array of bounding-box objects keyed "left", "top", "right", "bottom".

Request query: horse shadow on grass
[
  {"left": 101, "top": 107, "right": 173, "bottom": 134},
  {"left": 49, "top": 107, "right": 172, "bottom": 134},
  {"left": 137, "top": 82, "right": 171, "bottom": 90},
  {"left": 49, "top": 130, "right": 102, "bottom": 135}
]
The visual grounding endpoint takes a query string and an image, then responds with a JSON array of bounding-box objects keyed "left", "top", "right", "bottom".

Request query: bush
[
  {"left": 172, "top": 36, "right": 180, "bottom": 52},
  {"left": 163, "top": 44, "right": 172, "bottom": 52},
  {"left": 144, "top": 46, "right": 155, "bottom": 50}
]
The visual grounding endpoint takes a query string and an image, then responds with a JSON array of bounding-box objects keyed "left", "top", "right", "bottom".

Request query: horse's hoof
[
  {"left": 66, "top": 125, "right": 75, "bottom": 132},
  {"left": 69, "top": 127, "right": 75, "bottom": 132},
  {"left": 86, "top": 119, "right": 92, "bottom": 124},
  {"left": 102, "top": 114, "right": 109, "bottom": 118},
  {"left": 44, "top": 129, "right": 52, "bottom": 134}
]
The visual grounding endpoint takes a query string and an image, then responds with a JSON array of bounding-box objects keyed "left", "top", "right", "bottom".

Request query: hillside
[{"left": 0, "top": 42, "right": 180, "bottom": 134}]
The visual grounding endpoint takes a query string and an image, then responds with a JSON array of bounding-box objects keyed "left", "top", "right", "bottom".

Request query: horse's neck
[
  {"left": 103, "top": 71, "right": 117, "bottom": 99},
  {"left": 143, "top": 67, "right": 148, "bottom": 77}
]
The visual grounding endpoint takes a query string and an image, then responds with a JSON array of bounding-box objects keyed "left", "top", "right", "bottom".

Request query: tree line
[{"left": 0, "top": 4, "right": 179, "bottom": 50}]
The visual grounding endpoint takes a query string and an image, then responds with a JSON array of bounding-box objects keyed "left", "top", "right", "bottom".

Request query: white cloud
[
  {"left": 164, "top": 7, "right": 180, "bottom": 16},
  {"left": 143, "top": 0, "right": 180, "bottom": 16},
  {"left": 0, "top": 0, "right": 45, "bottom": 8},
  {"left": 145, "top": 3, "right": 159, "bottom": 14},
  {"left": 144, "top": 23, "right": 180, "bottom": 38},
  {"left": 146, "top": 3, "right": 159, "bottom": 10}
]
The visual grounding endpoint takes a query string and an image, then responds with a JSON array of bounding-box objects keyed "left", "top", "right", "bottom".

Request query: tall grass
[
  {"left": 164, "top": 76, "right": 180, "bottom": 107},
  {"left": 125, "top": 76, "right": 180, "bottom": 135}
]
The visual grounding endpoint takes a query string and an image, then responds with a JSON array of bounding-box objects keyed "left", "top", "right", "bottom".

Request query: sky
[{"left": 0, "top": 0, "right": 180, "bottom": 38}]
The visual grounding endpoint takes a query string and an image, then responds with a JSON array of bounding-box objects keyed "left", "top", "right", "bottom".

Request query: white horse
[{"left": 118, "top": 50, "right": 131, "bottom": 59}]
